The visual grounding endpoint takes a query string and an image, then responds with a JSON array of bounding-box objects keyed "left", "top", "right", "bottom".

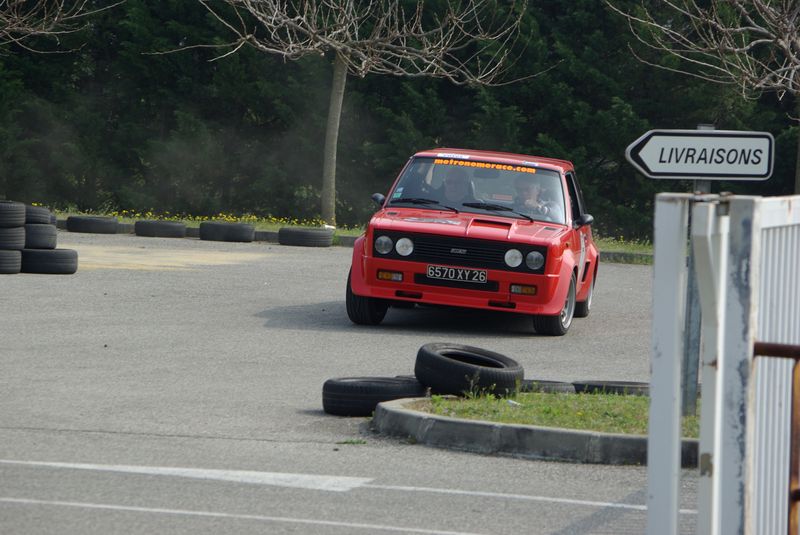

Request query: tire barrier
[
  {"left": 0, "top": 201, "right": 77, "bottom": 275},
  {"left": 199, "top": 221, "right": 255, "bottom": 243},
  {"left": 322, "top": 376, "right": 427, "bottom": 417},
  {"left": 519, "top": 379, "right": 576, "bottom": 394},
  {"left": 134, "top": 220, "right": 187, "bottom": 238},
  {"left": 572, "top": 381, "right": 650, "bottom": 396},
  {"left": 66, "top": 215, "right": 119, "bottom": 234},
  {"left": 414, "top": 343, "right": 524, "bottom": 397},
  {"left": 278, "top": 227, "right": 334, "bottom": 247}
]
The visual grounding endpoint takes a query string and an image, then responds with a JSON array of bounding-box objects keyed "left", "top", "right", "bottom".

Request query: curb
[{"left": 372, "top": 397, "right": 698, "bottom": 467}]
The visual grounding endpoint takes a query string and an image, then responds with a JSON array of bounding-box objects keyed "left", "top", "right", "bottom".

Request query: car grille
[{"left": 373, "top": 231, "right": 547, "bottom": 274}]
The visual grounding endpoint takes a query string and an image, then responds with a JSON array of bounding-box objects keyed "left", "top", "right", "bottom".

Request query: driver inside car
[{"left": 512, "top": 174, "right": 564, "bottom": 222}]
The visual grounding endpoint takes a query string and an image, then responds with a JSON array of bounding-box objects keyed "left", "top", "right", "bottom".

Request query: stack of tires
[
  {"left": 199, "top": 221, "right": 254, "bottom": 242},
  {"left": 278, "top": 227, "right": 334, "bottom": 247},
  {"left": 0, "top": 201, "right": 25, "bottom": 274},
  {"left": 0, "top": 201, "right": 78, "bottom": 275}
]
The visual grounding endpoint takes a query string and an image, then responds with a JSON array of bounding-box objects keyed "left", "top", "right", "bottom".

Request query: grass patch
[
  {"left": 594, "top": 236, "right": 653, "bottom": 255},
  {"left": 425, "top": 392, "right": 698, "bottom": 438}
]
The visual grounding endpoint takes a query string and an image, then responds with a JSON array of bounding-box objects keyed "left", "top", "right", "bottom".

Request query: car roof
[{"left": 414, "top": 148, "right": 574, "bottom": 174}]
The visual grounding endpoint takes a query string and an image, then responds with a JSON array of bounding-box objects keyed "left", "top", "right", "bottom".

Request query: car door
[{"left": 564, "top": 171, "right": 588, "bottom": 282}]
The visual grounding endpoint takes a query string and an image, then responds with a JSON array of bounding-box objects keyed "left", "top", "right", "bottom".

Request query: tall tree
[
  {"left": 192, "top": 0, "right": 530, "bottom": 226},
  {"left": 608, "top": 0, "right": 800, "bottom": 193}
]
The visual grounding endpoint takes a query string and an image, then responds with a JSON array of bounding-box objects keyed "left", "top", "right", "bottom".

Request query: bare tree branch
[
  {"left": 193, "top": 0, "right": 532, "bottom": 86},
  {"left": 607, "top": 0, "right": 800, "bottom": 99},
  {"left": 0, "top": 0, "right": 122, "bottom": 51}
]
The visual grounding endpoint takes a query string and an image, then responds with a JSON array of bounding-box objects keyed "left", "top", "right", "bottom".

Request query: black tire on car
[
  {"left": 135, "top": 220, "right": 187, "bottom": 238},
  {"left": 322, "top": 376, "right": 427, "bottom": 417},
  {"left": 21, "top": 248, "right": 78, "bottom": 274},
  {"left": 66, "top": 216, "right": 119, "bottom": 234},
  {"left": 24, "top": 224, "right": 57, "bottom": 249},
  {"left": 519, "top": 379, "right": 576, "bottom": 394},
  {"left": 574, "top": 272, "right": 595, "bottom": 319},
  {"left": 0, "top": 250, "right": 22, "bottom": 274},
  {"left": 0, "top": 201, "right": 25, "bottom": 228},
  {"left": 533, "top": 273, "right": 576, "bottom": 336},
  {"left": 345, "top": 270, "right": 389, "bottom": 325},
  {"left": 199, "top": 221, "right": 255, "bottom": 242},
  {"left": 0, "top": 226, "right": 25, "bottom": 250},
  {"left": 278, "top": 227, "right": 334, "bottom": 247},
  {"left": 414, "top": 343, "right": 524, "bottom": 397},
  {"left": 572, "top": 381, "right": 649, "bottom": 396}
]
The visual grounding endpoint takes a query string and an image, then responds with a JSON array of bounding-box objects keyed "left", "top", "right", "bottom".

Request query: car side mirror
[
  {"left": 574, "top": 213, "right": 594, "bottom": 228},
  {"left": 371, "top": 193, "right": 386, "bottom": 208}
]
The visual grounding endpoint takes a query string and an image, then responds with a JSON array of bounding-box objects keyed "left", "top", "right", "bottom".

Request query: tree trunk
[{"left": 321, "top": 52, "right": 348, "bottom": 226}]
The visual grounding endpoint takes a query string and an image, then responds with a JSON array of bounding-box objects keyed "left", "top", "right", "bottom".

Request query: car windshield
[{"left": 387, "top": 156, "right": 567, "bottom": 224}]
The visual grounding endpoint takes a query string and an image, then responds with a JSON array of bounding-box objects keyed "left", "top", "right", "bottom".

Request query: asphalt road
[{"left": 0, "top": 231, "right": 697, "bottom": 534}]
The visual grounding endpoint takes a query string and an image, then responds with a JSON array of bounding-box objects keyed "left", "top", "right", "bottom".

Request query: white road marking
[
  {"left": 0, "top": 460, "right": 371, "bottom": 492},
  {"left": 0, "top": 498, "right": 483, "bottom": 535},
  {"left": 0, "top": 459, "right": 698, "bottom": 515},
  {"left": 364, "top": 484, "right": 698, "bottom": 515}
]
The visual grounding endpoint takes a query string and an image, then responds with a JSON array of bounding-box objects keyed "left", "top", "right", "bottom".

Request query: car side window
[{"left": 565, "top": 172, "right": 584, "bottom": 223}]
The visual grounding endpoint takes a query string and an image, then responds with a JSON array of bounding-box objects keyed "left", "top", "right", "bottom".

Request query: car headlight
[
  {"left": 526, "top": 251, "right": 545, "bottom": 270},
  {"left": 395, "top": 237, "right": 414, "bottom": 256},
  {"left": 374, "top": 235, "right": 393, "bottom": 255},
  {"left": 504, "top": 249, "right": 523, "bottom": 268}
]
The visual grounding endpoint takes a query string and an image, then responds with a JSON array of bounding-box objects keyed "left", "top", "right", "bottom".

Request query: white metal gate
[{"left": 647, "top": 193, "right": 800, "bottom": 535}]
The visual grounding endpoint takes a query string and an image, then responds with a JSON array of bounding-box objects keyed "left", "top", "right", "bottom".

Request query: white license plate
[{"left": 426, "top": 265, "right": 487, "bottom": 283}]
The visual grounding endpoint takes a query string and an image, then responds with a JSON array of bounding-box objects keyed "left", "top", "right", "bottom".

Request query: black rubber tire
[
  {"left": 345, "top": 270, "right": 388, "bottom": 325},
  {"left": 50, "top": 213, "right": 57, "bottom": 225},
  {"left": 519, "top": 379, "right": 576, "bottom": 394},
  {"left": 25, "top": 205, "right": 52, "bottom": 224},
  {"left": 572, "top": 381, "right": 649, "bottom": 396},
  {"left": 533, "top": 274, "right": 576, "bottom": 336},
  {"left": 66, "top": 216, "right": 118, "bottom": 234},
  {"left": 414, "top": 343, "right": 524, "bottom": 397},
  {"left": 322, "top": 376, "right": 427, "bottom": 416},
  {"left": 278, "top": 227, "right": 334, "bottom": 247},
  {"left": 0, "top": 201, "right": 25, "bottom": 228},
  {"left": 24, "top": 224, "right": 57, "bottom": 249},
  {"left": 199, "top": 221, "right": 255, "bottom": 242},
  {"left": 0, "top": 226, "right": 25, "bottom": 250},
  {"left": 0, "top": 250, "right": 21, "bottom": 274},
  {"left": 574, "top": 273, "right": 595, "bottom": 319},
  {"left": 21, "top": 248, "right": 78, "bottom": 274},
  {"left": 135, "top": 220, "right": 187, "bottom": 238}
]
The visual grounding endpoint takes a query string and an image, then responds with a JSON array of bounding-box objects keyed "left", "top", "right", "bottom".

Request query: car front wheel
[
  {"left": 346, "top": 270, "right": 389, "bottom": 325},
  {"left": 532, "top": 273, "right": 576, "bottom": 336}
]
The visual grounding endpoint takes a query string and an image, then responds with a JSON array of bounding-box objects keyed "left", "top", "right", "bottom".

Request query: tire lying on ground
[
  {"left": 134, "top": 220, "right": 187, "bottom": 238},
  {"left": 278, "top": 227, "right": 334, "bottom": 247},
  {"left": 199, "top": 221, "right": 255, "bottom": 243},
  {"left": 21, "top": 248, "right": 78, "bottom": 275},
  {"left": 0, "top": 250, "right": 22, "bottom": 274},
  {"left": 0, "top": 226, "right": 25, "bottom": 250},
  {"left": 414, "top": 343, "right": 524, "bottom": 397},
  {"left": 66, "top": 215, "right": 118, "bottom": 234},
  {"left": 0, "top": 201, "right": 25, "bottom": 228},
  {"left": 572, "top": 380, "right": 649, "bottom": 396},
  {"left": 519, "top": 379, "right": 576, "bottom": 394},
  {"left": 322, "top": 376, "right": 427, "bottom": 417},
  {"left": 25, "top": 205, "right": 52, "bottom": 225},
  {"left": 24, "top": 224, "right": 57, "bottom": 249}
]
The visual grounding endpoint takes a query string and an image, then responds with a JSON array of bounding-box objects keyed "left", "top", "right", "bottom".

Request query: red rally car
[{"left": 346, "top": 148, "right": 599, "bottom": 336}]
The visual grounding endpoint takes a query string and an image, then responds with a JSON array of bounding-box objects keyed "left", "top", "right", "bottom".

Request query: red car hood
[{"left": 371, "top": 208, "right": 566, "bottom": 245}]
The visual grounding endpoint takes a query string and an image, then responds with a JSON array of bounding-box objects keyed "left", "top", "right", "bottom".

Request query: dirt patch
[{"left": 73, "top": 245, "right": 268, "bottom": 271}]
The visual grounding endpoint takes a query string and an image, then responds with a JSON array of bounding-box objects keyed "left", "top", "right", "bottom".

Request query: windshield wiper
[
  {"left": 461, "top": 202, "right": 533, "bottom": 222},
  {"left": 388, "top": 197, "right": 459, "bottom": 213}
]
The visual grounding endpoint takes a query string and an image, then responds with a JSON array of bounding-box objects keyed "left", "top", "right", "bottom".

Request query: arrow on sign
[{"left": 625, "top": 129, "right": 774, "bottom": 180}]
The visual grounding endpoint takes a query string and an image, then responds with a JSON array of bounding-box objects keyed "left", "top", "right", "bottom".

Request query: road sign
[{"left": 626, "top": 129, "right": 774, "bottom": 180}]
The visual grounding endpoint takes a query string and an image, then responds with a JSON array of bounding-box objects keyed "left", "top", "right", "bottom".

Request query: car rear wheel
[
  {"left": 346, "top": 270, "right": 389, "bottom": 325},
  {"left": 533, "top": 273, "right": 576, "bottom": 336},
  {"left": 574, "top": 274, "right": 594, "bottom": 318}
]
